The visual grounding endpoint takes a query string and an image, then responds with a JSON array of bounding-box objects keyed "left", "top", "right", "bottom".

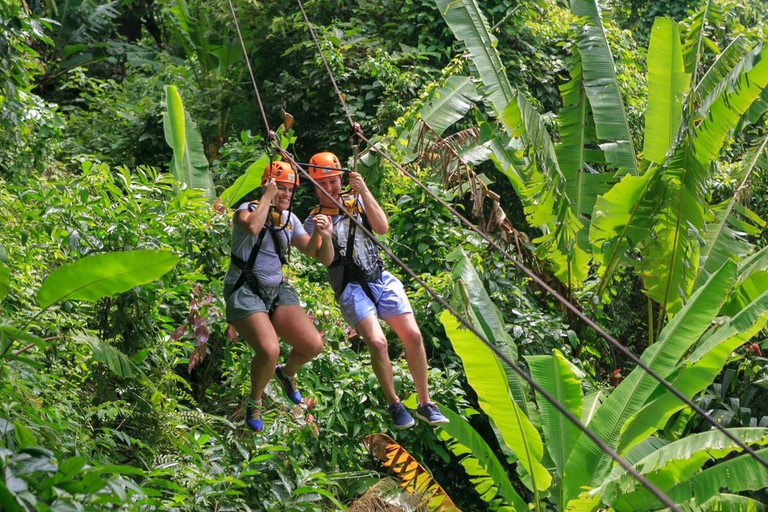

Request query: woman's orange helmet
[
  {"left": 261, "top": 161, "right": 298, "bottom": 186},
  {"left": 308, "top": 152, "right": 343, "bottom": 179}
]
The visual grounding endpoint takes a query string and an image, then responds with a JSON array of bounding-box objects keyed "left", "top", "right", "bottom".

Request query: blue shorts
[{"left": 337, "top": 271, "right": 413, "bottom": 326}]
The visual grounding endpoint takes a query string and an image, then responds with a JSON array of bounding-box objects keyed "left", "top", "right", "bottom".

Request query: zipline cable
[
  {"left": 223, "top": 2, "right": 750, "bottom": 505},
  {"left": 276, "top": 146, "right": 682, "bottom": 512},
  {"left": 294, "top": 0, "right": 768, "bottom": 472}
]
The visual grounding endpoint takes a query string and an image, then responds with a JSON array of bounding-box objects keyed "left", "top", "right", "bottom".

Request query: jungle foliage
[{"left": 1, "top": 0, "right": 768, "bottom": 510}]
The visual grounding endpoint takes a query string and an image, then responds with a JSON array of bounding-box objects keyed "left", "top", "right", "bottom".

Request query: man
[{"left": 303, "top": 151, "right": 448, "bottom": 429}]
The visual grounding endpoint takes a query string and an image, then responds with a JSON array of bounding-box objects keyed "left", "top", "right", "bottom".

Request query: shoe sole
[
  {"left": 393, "top": 418, "right": 416, "bottom": 430},
  {"left": 415, "top": 412, "right": 450, "bottom": 426}
]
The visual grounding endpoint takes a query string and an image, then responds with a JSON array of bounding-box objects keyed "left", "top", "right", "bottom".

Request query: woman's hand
[
  {"left": 314, "top": 214, "right": 333, "bottom": 239},
  {"left": 262, "top": 178, "right": 278, "bottom": 202}
]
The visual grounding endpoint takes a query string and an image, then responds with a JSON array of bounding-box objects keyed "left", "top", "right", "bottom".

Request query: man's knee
[{"left": 365, "top": 335, "right": 389, "bottom": 355}]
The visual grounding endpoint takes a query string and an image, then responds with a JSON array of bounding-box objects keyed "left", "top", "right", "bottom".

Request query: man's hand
[{"left": 348, "top": 172, "right": 369, "bottom": 196}]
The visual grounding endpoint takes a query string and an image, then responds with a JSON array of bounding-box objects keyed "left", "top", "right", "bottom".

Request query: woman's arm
[
  {"left": 237, "top": 179, "right": 278, "bottom": 235},
  {"left": 294, "top": 214, "right": 335, "bottom": 266}
]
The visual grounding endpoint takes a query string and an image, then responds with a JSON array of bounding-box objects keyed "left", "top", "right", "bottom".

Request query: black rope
[
  {"left": 277, "top": 147, "right": 682, "bottom": 512},
  {"left": 294, "top": 0, "right": 768, "bottom": 470}
]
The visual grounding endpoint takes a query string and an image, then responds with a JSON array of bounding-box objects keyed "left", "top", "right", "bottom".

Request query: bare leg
[
  {"left": 271, "top": 304, "right": 323, "bottom": 376},
  {"left": 356, "top": 314, "right": 399, "bottom": 405},
  {"left": 231, "top": 312, "right": 280, "bottom": 401},
  {"left": 385, "top": 313, "right": 430, "bottom": 405}
]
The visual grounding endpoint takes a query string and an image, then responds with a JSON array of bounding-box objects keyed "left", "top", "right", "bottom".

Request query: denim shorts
[
  {"left": 337, "top": 271, "right": 413, "bottom": 326},
  {"left": 223, "top": 280, "right": 301, "bottom": 323}
]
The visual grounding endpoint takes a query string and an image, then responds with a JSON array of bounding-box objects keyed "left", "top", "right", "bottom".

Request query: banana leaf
[
  {"left": 526, "top": 351, "right": 583, "bottom": 480},
  {"left": 570, "top": 0, "right": 636, "bottom": 174},
  {"left": 562, "top": 260, "right": 736, "bottom": 502},
  {"left": 440, "top": 310, "right": 551, "bottom": 492},
  {"left": 432, "top": 404, "right": 528, "bottom": 511},
  {"left": 696, "top": 130, "right": 768, "bottom": 288},
  {"left": 660, "top": 494, "right": 766, "bottom": 512},
  {"left": 691, "top": 43, "right": 768, "bottom": 168},
  {"left": 667, "top": 447, "right": 768, "bottom": 506},
  {"left": 434, "top": 0, "right": 513, "bottom": 116},
  {"left": 643, "top": 18, "right": 690, "bottom": 165},
  {"left": 448, "top": 247, "right": 536, "bottom": 419},
  {"left": 37, "top": 250, "right": 179, "bottom": 309},
  {"left": 619, "top": 287, "right": 768, "bottom": 453},
  {"left": 600, "top": 429, "right": 768, "bottom": 510},
  {"left": 163, "top": 85, "right": 215, "bottom": 202}
]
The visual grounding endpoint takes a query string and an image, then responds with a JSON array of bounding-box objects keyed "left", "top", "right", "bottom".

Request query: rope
[{"left": 293, "top": 0, "right": 768, "bottom": 471}]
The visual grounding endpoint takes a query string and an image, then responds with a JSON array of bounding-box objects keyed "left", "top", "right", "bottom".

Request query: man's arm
[{"left": 349, "top": 172, "right": 388, "bottom": 235}]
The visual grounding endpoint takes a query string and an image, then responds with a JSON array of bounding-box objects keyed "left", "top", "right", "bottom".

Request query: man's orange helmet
[
  {"left": 308, "top": 152, "right": 343, "bottom": 179},
  {"left": 261, "top": 161, "right": 298, "bottom": 186}
]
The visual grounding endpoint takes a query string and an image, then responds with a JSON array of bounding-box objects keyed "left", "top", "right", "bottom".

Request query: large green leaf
[
  {"left": 662, "top": 494, "right": 766, "bottom": 512},
  {"left": 693, "top": 35, "right": 753, "bottom": 103},
  {"left": 589, "top": 166, "right": 659, "bottom": 283},
  {"left": 220, "top": 154, "right": 269, "bottom": 208},
  {"left": 448, "top": 247, "right": 535, "bottom": 418},
  {"left": 420, "top": 76, "right": 481, "bottom": 136},
  {"left": 426, "top": 402, "right": 528, "bottom": 511},
  {"left": 526, "top": 351, "right": 583, "bottom": 481},
  {"left": 691, "top": 43, "right": 768, "bottom": 168},
  {"left": 37, "top": 250, "right": 180, "bottom": 309},
  {"left": 619, "top": 286, "right": 768, "bottom": 453},
  {"left": 570, "top": 0, "right": 636, "bottom": 174},
  {"left": 163, "top": 85, "right": 215, "bottom": 202},
  {"left": 440, "top": 310, "right": 551, "bottom": 492},
  {"left": 562, "top": 260, "right": 736, "bottom": 502},
  {"left": 667, "top": 447, "right": 768, "bottom": 506},
  {"left": 556, "top": 52, "right": 616, "bottom": 220},
  {"left": 599, "top": 429, "right": 768, "bottom": 510},
  {"left": 503, "top": 93, "right": 589, "bottom": 287},
  {"left": 435, "top": 0, "right": 513, "bottom": 116},
  {"left": 643, "top": 18, "right": 690, "bottom": 164},
  {"left": 696, "top": 129, "right": 768, "bottom": 290}
]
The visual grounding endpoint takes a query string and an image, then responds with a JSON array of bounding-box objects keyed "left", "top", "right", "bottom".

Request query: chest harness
[
  {"left": 230, "top": 204, "right": 290, "bottom": 313},
  {"left": 310, "top": 194, "right": 383, "bottom": 304}
]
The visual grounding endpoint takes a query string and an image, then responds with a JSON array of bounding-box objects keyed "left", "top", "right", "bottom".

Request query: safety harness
[
  {"left": 310, "top": 194, "right": 382, "bottom": 304},
  {"left": 230, "top": 204, "right": 289, "bottom": 314}
]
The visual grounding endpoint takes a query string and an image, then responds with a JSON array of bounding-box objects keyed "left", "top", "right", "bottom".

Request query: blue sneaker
[
  {"left": 415, "top": 402, "right": 449, "bottom": 426},
  {"left": 245, "top": 399, "right": 263, "bottom": 432},
  {"left": 274, "top": 365, "right": 302, "bottom": 404},
  {"left": 388, "top": 401, "right": 415, "bottom": 430}
]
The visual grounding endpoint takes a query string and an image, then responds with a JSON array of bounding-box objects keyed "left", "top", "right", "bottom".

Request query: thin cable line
[
  {"left": 276, "top": 147, "right": 682, "bottom": 511},
  {"left": 297, "top": 0, "right": 768, "bottom": 473},
  {"left": 357, "top": 132, "right": 768, "bottom": 471},
  {"left": 295, "top": 0, "right": 355, "bottom": 128},
  {"left": 226, "top": 0, "right": 274, "bottom": 141}
]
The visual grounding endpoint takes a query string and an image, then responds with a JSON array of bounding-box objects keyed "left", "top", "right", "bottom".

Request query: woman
[{"left": 224, "top": 160, "right": 333, "bottom": 432}]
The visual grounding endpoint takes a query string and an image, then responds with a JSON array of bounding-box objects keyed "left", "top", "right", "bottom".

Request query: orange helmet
[
  {"left": 308, "top": 152, "right": 343, "bottom": 180},
  {"left": 261, "top": 161, "right": 298, "bottom": 186}
]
